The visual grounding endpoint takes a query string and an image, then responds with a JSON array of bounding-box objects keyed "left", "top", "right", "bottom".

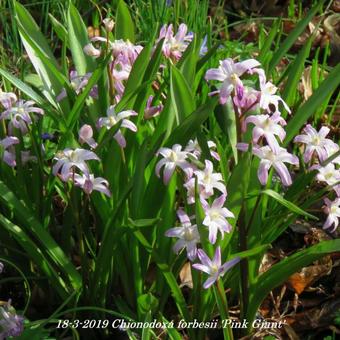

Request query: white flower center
[
  {"left": 17, "top": 107, "right": 25, "bottom": 114},
  {"left": 209, "top": 210, "right": 220, "bottom": 220},
  {"left": 263, "top": 118, "right": 272, "bottom": 130},
  {"left": 324, "top": 172, "right": 334, "bottom": 180},
  {"left": 69, "top": 151, "right": 79, "bottom": 162},
  {"left": 265, "top": 150, "right": 276, "bottom": 162},
  {"left": 169, "top": 151, "right": 178, "bottom": 162},
  {"left": 184, "top": 228, "right": 195, "bottom": 241},
  {"left": 210, "top": 264, "right": 219, "bottom": 274},
  {"left": 312, "top": 136, "right": 320, "bottom": 146},
  {"left": 330, "top": 205, "right": 338, "bottom": 214},
  {"left": 109, "top": 116, "right": 117, "bottom": 126},
  {"left": 230, "top": 73, "right": 238, "bottom": 85}
]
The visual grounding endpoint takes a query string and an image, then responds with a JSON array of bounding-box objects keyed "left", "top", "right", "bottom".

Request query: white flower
[
  {"left": 315, "top": 163, "right": 340, "bottom": 195},
  {"left": 192, "top": 247, "right": 240, "bottom": 289},
  {"left": 103, "top": 18, "right": 114, "bottom": 32},
  {"left": 201, "top": 194, "right": 234, "bottom": 244},
  {"left": 165, "top": 210, "right": 200, "bottom": 261},
  {"left": 83, "top": 43, "right": 101, "bottom": 57},
  {"left": 0, "top": 100, "right": 44, "bottom": 134},
  {"left": 185, "top": 139, "right": 220, "bottom": 161},
  {"left": 259, "top": 80, "right": 290, "bottom": 114},
  {"left": 205, "top": 58, "right": 260, "bottom": 104},
  {"left": 97, "top": 105, "right": 137, "bottom": 148},
  {"left": 253, "top": 146, "right": 299, "bottom": 186},
  {"left": 155, "top": 144, "right": 193, "bottom": 184},
  {"left": 194, "top": 160, "right": 226, "bottom": 197},
  {"left": 245, "top": 113, "right": 286, "bottom": 153},
  {"left": 74, "top": 173, "right": 111, "bottom": 197},
  {"left": 53, "top": 148, "right": 100, "bottom": 181},
  {"left": 294, "top": 124, "right": 337, "bottom": 163},
  {"left": 323, "top": 197, "right": 340, "bottom": 232}
]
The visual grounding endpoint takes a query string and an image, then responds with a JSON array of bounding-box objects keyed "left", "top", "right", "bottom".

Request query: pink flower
[
  {"left": 157, "top": 23, "right": 193, "bottom": 61},
  {"left": 74, "top": 173, "right": 111, "bottom": 197},
  {"left": 323, "top": 197, "right": 340, "bottom": 232},
  {"left": 294, "top": 125, "right": 337, "bottom": 163},
  {"left": 97, "top": 105, "right": 137, "bottom": 148},
  {"left": 0, "top": 136, "right": 19, "bottom": 167},
  {"left": 205, "top": 58, "right": 261, "bottom": 104},
  {"left": 253, "top": 146, "right": 299, "bottom": 186},
  {"left": 165, "top": 210, "right": 200, "bottom": 261},
  {"left": 78, "top": 124, "right": 97, "bottom": 149},
  {"left": 53, "top": 148, "right": 100, "bottom": 181},
  {"left": 90, "top": 37, "right": 142, "bottom": 63},
  {"left": 155, "top": 144, "right": 192, "bottom": 184},
  {"left": 144, "top": 96, "right": 163, "bottom": 119},
  {"left": 245, "top": 113, "right": 286, "bottom": 153},
  {"left": 201, "top": 194, "right": 234, "bottom": 244},
  {"left": 192, "top": 247, "right": 240, "bottom": 289},
  {"left": 233, "top": 86, "right": 260, "bottom": 111}
]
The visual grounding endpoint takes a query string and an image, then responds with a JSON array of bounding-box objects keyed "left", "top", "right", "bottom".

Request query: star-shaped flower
[{"left": 192, "top": 247, "right": 240, "bottom": 289}]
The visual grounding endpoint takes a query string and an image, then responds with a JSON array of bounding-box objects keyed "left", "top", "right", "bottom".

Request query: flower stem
[{"left": 213, "top": 279, "right": 234, "bottom": 340}]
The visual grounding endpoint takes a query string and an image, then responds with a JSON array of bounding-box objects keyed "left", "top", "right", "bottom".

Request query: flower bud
[
  {"left": 103, "top": 18, "right": 115, "bottom": 33},
  {"left": 83, "top": 43, "right": 101, "bottom": 58}
]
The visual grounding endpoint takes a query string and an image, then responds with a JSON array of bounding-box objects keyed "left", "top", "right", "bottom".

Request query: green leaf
[
  {"left": 14, "top": 1, "right": 70, "bottom": 110},
  {"left": 0, "top": 181, "right": 82, "bottom": 294},
  {"left": 67, "top": 3, "right": 95, "bottom": 74},
  {"left": 226, "top": 151, "right": 252, "bottom": 226},
  {"left": 247, "top": 239, "right": 340, "bottom": 325},
  {"left": 260, "top": 189, "right": 317, "bottom": 220},
  {"left": 170, "top": 64, "right": 195, "bottom": 123},
  {"left": 0, "top": 68, "right": 45, "bottom": 107},
  {"left": 166, "top": 97, "right": 218, "bottom": 147},
  {"left": 281, "top": 35, "right": 314, "bottom": 106},
  {"left": 284, "top": 62, "right": 340, "bottom": 144},
  {"left": 65, "top": 53, "right": 112, "bottom": 130},
  {"left": 124, "top": 42, "right": 153, "bottom": 97},
  {"left": 258, "top": 19, "right": 281, "bottom": 66},
  {"left": 0, "top": 214, "right": 68, "bottom": 299},
  {"left": 267, "top": 0, "right": 325, "bottom": 74},
  {"left": 115, "top": 0, "right": 135, "bottom": 42},
  {"left": 49, "top": 14, "right": 68, "bottom": 45},
  {"left": 214, "top": 102, "right": 238, "bottom": 163}
]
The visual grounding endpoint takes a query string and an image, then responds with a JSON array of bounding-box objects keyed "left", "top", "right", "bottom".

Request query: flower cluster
[
  {"left": 206, "top": 58, "right": 299, "bottom": 187},
  {"left": 156, "top": 141, "right": 239, "bottom": 288},
  {"left": 205, "top": 57, "right": 339, "bottom": 232},
  {"left": 157, "top": 23, "right": 193, "bottom": 61},
  {"left": 52, "top": 148, "right": 111, "bottom": 197},
  {"left": 0, "top": 89, "right": 43, "bottom": 167},
  {"left": 294, "top": 124, "right": 340, "bottom": 232},
  {"left": 84, "top": 19, "right": 143, "bottom": 103}
]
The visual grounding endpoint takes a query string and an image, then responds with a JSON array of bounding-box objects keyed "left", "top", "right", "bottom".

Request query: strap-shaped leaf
[
  {"left": 115, "top": 0, "right": 135, "bottom": 42},
  {"left": 247, "top": 239, "right": 340, "bottom": 326}
]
